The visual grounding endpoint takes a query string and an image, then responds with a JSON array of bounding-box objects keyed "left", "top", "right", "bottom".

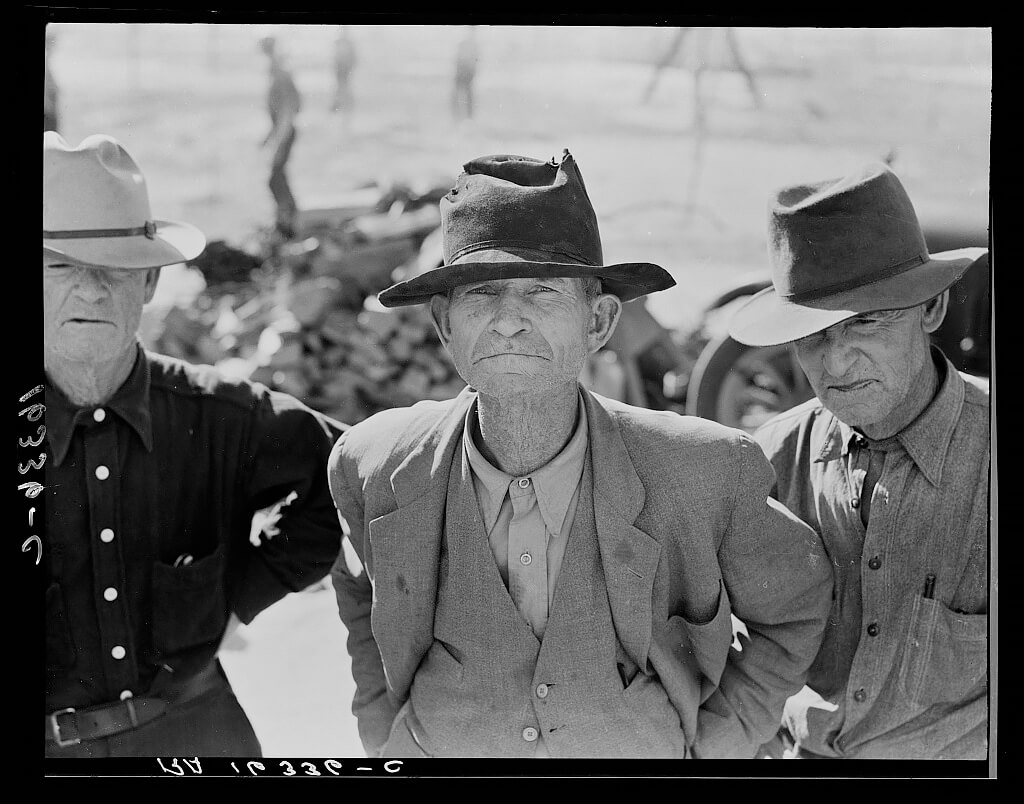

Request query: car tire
[{"left": 685, "top": 333, "right": 814, "bottom": 433}]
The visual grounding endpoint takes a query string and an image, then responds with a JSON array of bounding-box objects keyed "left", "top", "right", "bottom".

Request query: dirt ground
[{"left": 44, "top": 22, "right": 991, "bottom": 758}]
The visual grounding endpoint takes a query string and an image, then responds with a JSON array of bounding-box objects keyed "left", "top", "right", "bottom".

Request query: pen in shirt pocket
[
  {"left": 174, "top": 553, "right": 194, "bottom": 567},
  {"left": 922, "top": 573, "right": 936, "bottom": 599}
]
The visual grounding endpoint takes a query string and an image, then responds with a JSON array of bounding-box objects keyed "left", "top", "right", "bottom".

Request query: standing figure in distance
[
  {"left": 43, "top": 132, "right": 344, "bottom": 758},
  {"left": 729, "top": 162, "right": 990, "bottom": 759},
  {"left": 328, "top": 148, "right": 833, "bottom": 759},
  {"left": 331, "top": 26, "right": 357, "bottom": 128},
  {"left": 259, "top": 35, "right": 302, "bottom": 239},
  {"left": 452, "top": 26, "right": 479, "bottom": 123}
]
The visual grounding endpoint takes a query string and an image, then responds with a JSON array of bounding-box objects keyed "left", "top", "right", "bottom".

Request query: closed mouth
[{"left": 829, "top": 379, "right": 873, "bottom": 392}]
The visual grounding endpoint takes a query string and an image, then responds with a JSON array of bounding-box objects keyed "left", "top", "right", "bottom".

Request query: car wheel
[{"left": 685, "top": 334, "right": 814, "bottom": 433}]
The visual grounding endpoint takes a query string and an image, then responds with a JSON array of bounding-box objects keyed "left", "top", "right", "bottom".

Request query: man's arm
[
  {"left": 327, "top": 435, "right": 400, "bottom": 757},
  {"left": 693, "top": 434, "right": 833, "bottom": 758},
  {"left": 231, "top": 390, "right": 345, "bottom": 624}
]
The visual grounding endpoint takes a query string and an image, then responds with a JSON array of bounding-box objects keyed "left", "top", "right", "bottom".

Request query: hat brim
[
  {"left": 728, "top": 247, "right": 988, "bottom": 346},
  {"left": 378, "top": 260, "right": 676, "bottom": 307},
  {"left": 42, "top": 218, "right": 206, "bottom": 270}
]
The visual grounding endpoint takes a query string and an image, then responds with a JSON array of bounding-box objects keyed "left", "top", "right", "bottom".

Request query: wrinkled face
[
  {"left": 793, "top": 301, "right": 943, "bottom": 431},
  {"left": 430, "top": 276, "right": 620, "bottom": 398},
  {"left": 44, "top": 257, "right": 159, "bottom": 364}
]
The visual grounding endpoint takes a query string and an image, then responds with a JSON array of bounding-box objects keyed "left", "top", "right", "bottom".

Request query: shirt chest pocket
[
  {"left": 150, "top": 544, "right": 227, "bottom": 656},
  {"left": 897, "top": 595, "right": 987, "bottom": 707}
]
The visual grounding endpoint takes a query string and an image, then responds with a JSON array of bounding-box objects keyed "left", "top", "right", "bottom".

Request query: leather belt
[{"left": 45, "top": 661, "right": 224, "bottom": 747}]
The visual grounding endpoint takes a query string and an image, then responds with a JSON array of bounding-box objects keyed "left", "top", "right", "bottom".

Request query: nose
[
  {"left": 820, "top": 331, "right": 858, "bottom": 378},
  {"left": 71, "top": 268, "right": 111, "bottom": 304},
  {"left": 488, "top": 291, "right": 531, "bottom": 339}
]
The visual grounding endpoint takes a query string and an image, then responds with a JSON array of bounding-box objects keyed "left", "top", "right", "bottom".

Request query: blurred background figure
[
  {"left": 259, "top": 35, "right": 302, "bottom": 239},
  {"left": 452, "top": 25, "right": 479, "bottom": 123},
  {"left": 331, "top": 26, "right": 357, "bottom": 127},
  {"left": 44, "top": 28, "right": 60, "bottom": 132}
]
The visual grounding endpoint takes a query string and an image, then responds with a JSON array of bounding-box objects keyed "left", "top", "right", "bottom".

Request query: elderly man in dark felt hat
[
  {"left": 729, "top": 163, "right": 991, "bottom": 759},
  {"left": 43, "top": 132, "right": 344, "bottom": 757},
  {"left": 327, "top": 149, "right": 833, "bottom": 759}
]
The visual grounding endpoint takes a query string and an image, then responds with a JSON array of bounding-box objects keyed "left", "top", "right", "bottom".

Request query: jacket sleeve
[
  {"left": 693, "top": 433, "right": 833, "bottom": 758},
  {"left": 232, "top": 389, "right": 346, "bottom": 624},
  {"left": 327, "top": 434, "right": 400, "bottom": 757}
]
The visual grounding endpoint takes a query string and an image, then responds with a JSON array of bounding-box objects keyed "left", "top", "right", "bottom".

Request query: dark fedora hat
[
  {"left": 377, "top": 149, "right": 675, "bottom": 307},
  {"left": 728, "top": 162, "right": 988, "bottom": 347}
]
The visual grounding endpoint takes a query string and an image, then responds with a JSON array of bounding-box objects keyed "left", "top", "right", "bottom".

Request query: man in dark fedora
[
  {"left": 729, "top": 163, "right": 990, "bottom": 759},
  {"left": 43, "top": 132, "right": 344, "bottom": 757},
  {"left": 327, "top": 149, "right": 833, "bottom": 759}
]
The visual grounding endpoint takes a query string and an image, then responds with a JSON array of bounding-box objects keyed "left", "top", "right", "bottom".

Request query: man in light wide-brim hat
[
  {"left": 729, "top": 162, "right": 990, "bottom": 759},
  {"left": 327, "top": 149, "right": 833, "bottom": 759},
  {"left": 42, "top": 132, "right": 344, "bottom": 758}
]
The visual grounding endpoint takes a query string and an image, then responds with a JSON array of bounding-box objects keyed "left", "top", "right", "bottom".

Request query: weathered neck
[
  {"left": 474, "top": 382, "right": 580, "bottom": 477},
  {"left": 45, "top": 347, "right": 137, "bottom": 408}
]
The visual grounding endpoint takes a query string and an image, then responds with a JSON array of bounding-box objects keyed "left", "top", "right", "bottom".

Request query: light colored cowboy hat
[
  {"left": 377, "top": 149, "right": 675, "bottom": 307},
  {"left": 43, "top": 131, "right": 206, "bottom": 270},
  {"left": 728, "top": 162, "right": 988, "bottom": 347}
]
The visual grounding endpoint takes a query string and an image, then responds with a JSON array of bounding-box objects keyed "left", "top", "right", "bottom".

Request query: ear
[
  {"left": 142, "top": 267, "right": 162, "bottom": 305},
  {"left": 587, "top": 293, "right": 622, "bottom": 353},
  {"left": 428, "top": 293, "right": 453, "bottom": 350},
  {"left": 921, "top": 289, "right": 949, "bottom": 334}
]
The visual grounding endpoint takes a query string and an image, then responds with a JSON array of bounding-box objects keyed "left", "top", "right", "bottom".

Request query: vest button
[
  {"left": 853, "top": 688, "right": 867, "bottom": 703},
  {"left": 867, "top": 622, "right": 880, "bottom": 637},
  {"left": 851, "top": 497, "right": 860, "bottom": 509},
  {"left": 868, "top": 556, "right": 882, "bottom": 570},
  {"left": 522, "top": 726, "right": 539, "bottom": 742},
  {"left": 535, "top": 684, "right": 549, "bottom": 699}
]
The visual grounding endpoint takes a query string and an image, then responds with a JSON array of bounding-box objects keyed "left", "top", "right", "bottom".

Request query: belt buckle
[{"left": 49, "top": 707, "right": 81, "bottom": 748}]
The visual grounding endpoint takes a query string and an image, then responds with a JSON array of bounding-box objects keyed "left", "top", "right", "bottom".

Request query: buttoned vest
[{"left": 403, "top": 446, "right": 687, "bottom": 758}]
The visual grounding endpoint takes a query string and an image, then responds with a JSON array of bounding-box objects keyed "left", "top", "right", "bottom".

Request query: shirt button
[
  {"left": 517, "top": 478, "right": 531, "bottom": 489},
  {"left": 119, "top": 690, "right": 133, "bottom": 701},
  {"left": 93, "top": 408, "right": 106, "bottom": 422},
  {"left": 536, "top": 684, "right": 549, "bottom": 699},
  {"left": 520, "top": 552, "right": 532, "bottom": 566},
  {"left": 853, "top": 688, "right": 867, "bottom": 702},
  {"left": 95, "top": 465, "right": 110, "bottom": 480},
  {"left": 851, "top": 497, "right": 860, "bottom": 509},
  {"left": 867, "top": 622, "right": 880, "bottom": 637},
  {"left": 100, "top": 528, "right": 115, "bottom": 543},
  {"left": 868, "top": 556, "right": 882, "bottom": 570},
  {"left": 111, "top": 645, "right": 126, "bottom": 660},
  {"left": 522, "top": 726, "right": 539, "bottom": 742},
  {"left": 103, "top": 587, "right": 118, "bottom": 602}
]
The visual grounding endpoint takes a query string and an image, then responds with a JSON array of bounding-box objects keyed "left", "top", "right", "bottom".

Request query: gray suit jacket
[{"left": 328, "top": 386, "right": 832, "bottom": 758}]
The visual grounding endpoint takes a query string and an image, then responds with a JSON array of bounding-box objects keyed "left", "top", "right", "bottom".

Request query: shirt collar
[
  {"left": 46, "top": 344, "right": 154, "bottom": 467},
  {"left": 814, "top": 348, "right": 965, "bottom": 486},
  {"left": 464, "top": 392, "right": 589, "bottom": 536}
]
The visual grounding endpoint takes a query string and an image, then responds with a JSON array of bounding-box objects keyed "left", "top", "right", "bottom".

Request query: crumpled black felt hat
[{"left": 377, "top": 149, "right": 675, "bottom": 307}]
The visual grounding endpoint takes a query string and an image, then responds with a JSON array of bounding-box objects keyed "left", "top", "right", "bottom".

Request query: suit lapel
[
  {"left": 368, "top": 388, "right": 475, "bottom": 701},
  {"left": 583, "top": 390, "right": 661, "bottom": 672}
]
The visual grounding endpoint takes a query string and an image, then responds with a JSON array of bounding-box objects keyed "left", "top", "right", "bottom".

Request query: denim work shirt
[
  {"left": 754, "top": 349, "right": 990, "bottom": 759},
  {"left": 45, "top": 347, "right": 344, "bottom": 714}
]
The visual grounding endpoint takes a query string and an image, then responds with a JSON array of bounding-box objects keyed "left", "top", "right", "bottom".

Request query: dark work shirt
[
  {"left": 45, "top": 347, "right": 344, "bottom": 713},
  {"left": 754, "top": 349, "right": 989, "bottom": 758}
]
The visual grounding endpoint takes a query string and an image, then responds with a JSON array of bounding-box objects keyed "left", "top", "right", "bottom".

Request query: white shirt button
[
  {"left": 536, "top": 684, "right": 549, "bottom": 699},
  {"left": 103, "top": 587, "right": 118, "bottom": 602},
  {"left": 520, "top": 552, "right": 532, "bottom": 566},
  {"left": 100, "top": 528, "right": 115, "bottom": 543},
  {"left": 95, "top": 465, "right": 110, "bottom": 480},
  {"left": 111, "top": 645, "right": 126, "bottom": 660},
  {"left": 518, "top": 478, "right": 531, "bottom": 488},
  {"left": 93, "top": 408, "right": 106, "bottom": 422},
  {"left": 119, "top": 690, "right": 133, "bottom": 701},
  {"left": 522, "top": 726, "right": 539, "bottom": 742}
]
